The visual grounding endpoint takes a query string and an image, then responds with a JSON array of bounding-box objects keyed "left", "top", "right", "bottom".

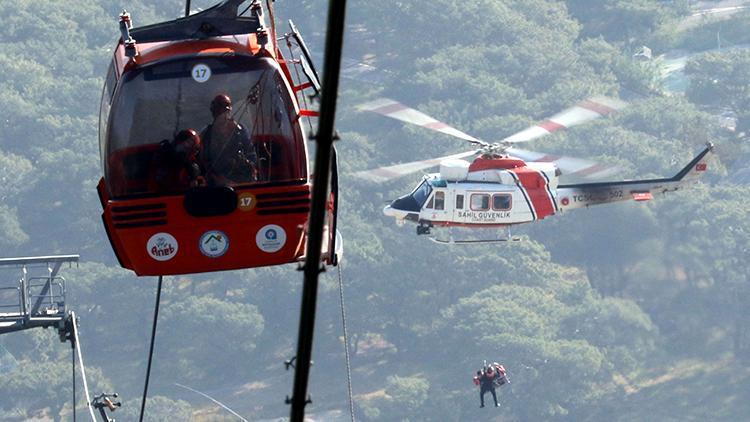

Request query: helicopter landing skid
[
  {"left": 428, "top": 227, "right": 522, "bottom": 244},
  {"left": 428, "top": 237, "right": 522, "bottom": 244}
]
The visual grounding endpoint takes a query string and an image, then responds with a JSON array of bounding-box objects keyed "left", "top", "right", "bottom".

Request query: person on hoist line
[{"left": 473, "top": 365, "right": 501, "bottom": 408}]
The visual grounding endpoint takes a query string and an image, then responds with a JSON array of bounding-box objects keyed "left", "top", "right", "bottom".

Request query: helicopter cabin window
[
  {"left": 434, "top": 191, "right": 445, "bottom": 210},
  {"left": 455, "top": 194, "right": 464, "bottom": 209},
  {"left": 470, "top": 194, "right": 490, "bottom": 211},
  {"left": 425, "top": 195, "right": 434, "bottom": 209},
  {"left": 103, "top": 55, "right": 306, "bottom": 198},
  {"left": 492, "top": 194, "right": 512, "bottom": 211}
]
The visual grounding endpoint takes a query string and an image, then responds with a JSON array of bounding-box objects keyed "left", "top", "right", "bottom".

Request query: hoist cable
[
  {"left": 139, "top": 275, "right": 164, "bottom": 422},
  {"left": 70, "top": 311, "right": 97, "bottom": 421},
  {"left": 175, "top": 383, "right": 249, "bottom": 422},
  {"left": 336, "top": 264, "right": 355, "bottom": 422},
  {"left": 72, "top": 341, "right": 76, "bottom": 422}
]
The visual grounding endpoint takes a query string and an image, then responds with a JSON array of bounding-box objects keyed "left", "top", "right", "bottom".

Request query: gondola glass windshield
[{"left": 103, "top": 55, "right": 306, "bottom": 198}]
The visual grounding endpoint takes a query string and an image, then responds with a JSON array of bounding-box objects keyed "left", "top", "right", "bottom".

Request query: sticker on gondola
[
  {"left": 200, "top": 230, "right": 229, "bottom": 258},
  {"left": 147, "top": 233, "right": 178, "bottom": 261},
  {"left": 238, "top": 193, "right": 256, "bottom": 211},
  {"left": 256, "top": 225, "right": 286, "bottom": 253},
  {"left": 191, "top": 63, "right": 211, "bottom": 83}
]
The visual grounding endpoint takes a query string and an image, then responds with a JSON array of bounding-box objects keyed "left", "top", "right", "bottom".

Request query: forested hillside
[{"left": 1, "top": 0, "right": 750, "bottom": 421}]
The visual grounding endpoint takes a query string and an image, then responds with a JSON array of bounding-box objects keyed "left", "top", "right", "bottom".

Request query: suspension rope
[
  {"left": 139, "top": 275, "right": 164, "bottom": 422},
  {"left": 175, "top": 383, "right": 249, "bottom": 422},
  {"left": 70, "top": 311, "right": 97, "bottom": 421},
  {"left": 336, "top": 264, "right": 355, "bottom": 422},
  {"left": 72, "top": 340, "right": 76, "bottom": 422}
]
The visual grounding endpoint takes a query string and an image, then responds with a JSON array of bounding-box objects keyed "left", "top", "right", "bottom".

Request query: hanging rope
[
  {"left": 175, "top": 383, "right": 249, "bottom": 422},
  {"left": 72, "top": 340, "right": 76, "bottom": 422},
  {"left": 70, "top": 311, "right": 97, "bottom": 421},
  {"left": 336, "top": 264, "right": 355, "bottom": 422},
  {"left": 139, "top": 275, "right": 164, "bottom": 422}
]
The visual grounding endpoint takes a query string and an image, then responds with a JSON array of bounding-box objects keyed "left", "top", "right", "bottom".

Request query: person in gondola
[
  {"left": 200, "top": 94, "right": 257, "bottom": 185},
  {"left": 152, "top": 128, "right": 204, "bottom": 193}
]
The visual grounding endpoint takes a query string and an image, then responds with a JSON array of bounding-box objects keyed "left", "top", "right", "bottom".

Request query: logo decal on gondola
[
  {"left": 256, "top": 224, "right": 286, "bottom": 253},
  {"left": 238, "top": 193, "right": 256, "bottom": 211},
  {"left": 200, "top": 230, "right": 229, "bottom": 258},
  {"left": 191, "top": 63, "right": 211, "bottom": 83},
  {"left": 147, "top": 233, "right": 178, "bottom": 261}
]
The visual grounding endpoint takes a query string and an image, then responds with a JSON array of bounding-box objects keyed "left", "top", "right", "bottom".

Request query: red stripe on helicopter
[
  {"left": 508, "top": 167, "right": 555, "bottom": 219},
  {"left": 578, "top": 99, "right": 617, "bottom": 116},
  {"left": 372, "top": 102, "right": 407, "bottom": 115},
  {"left": 468, "top": 157, "right": 525, "bottom": 171},
  {"left": 631, "top": 192, "right": 653, "bottom": 201},
  {"left": 538, "top": 120, "right": 565, "bottom": 133}
]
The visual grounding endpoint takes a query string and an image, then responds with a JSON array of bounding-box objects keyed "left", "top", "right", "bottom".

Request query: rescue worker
[
  {"left": 474, "top": 366, "right": 500, "bottom": 408},
  {"left": 153, "top": 128, "right": 204, "bottom": 192},
  {"left": 200, "top": 94, "right": 257, "bottom": 185}
]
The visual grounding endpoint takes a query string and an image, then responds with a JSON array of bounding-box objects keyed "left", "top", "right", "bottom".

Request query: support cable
[
  {"left": 139, "top": 275, "right": 164, "bottom": 422},
  {"left": 72, "top": 341, "right": 76, "bottom": 422},
  {"left": 175, "top": 383, "right": 249, "bottom": 422},
  {"left": 70, "top": 311, "right": 97, "bottom": 421},
  {"left": 289, "top": 0, "right": 347, "bottom": 419},
  {"left": 336, "top": 264, "right": 355, "bottom": 422}
]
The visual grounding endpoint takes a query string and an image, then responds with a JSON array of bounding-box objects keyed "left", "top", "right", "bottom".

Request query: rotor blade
[
  {"left": 354, "top": 150, "right": 478, "bottom": 182},
  {"left": 506, "top": 147, "right": 619, "bottom": 179},
  {"left": 501, "top": 96, "right": 627, "bottom": 144},
  {"left": 358, "top": 98, "right": 486, "bottom": 145}
]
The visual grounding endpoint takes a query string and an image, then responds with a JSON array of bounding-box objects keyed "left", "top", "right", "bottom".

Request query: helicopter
[
  {"left": 356, "top": 97, "right": 714, "bottom": 243},
  {"left": 96, "top": 0, "right": 339, "bottom": 275}
]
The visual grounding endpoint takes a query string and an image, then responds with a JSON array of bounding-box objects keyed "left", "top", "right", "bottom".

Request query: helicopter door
[{"left": 422, "top": 189, "right": 448, "bottom": 223}]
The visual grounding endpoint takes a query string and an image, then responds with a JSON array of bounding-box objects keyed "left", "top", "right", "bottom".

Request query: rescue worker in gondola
[
  {"left": 152, "top": 128, "right": 204, "bottom": 193},
  {"left": 473, "top": 365, "right": 500, "bottom": 408},
  {"left": 200, "top": 94, "right": 257, "bottom": 185}
]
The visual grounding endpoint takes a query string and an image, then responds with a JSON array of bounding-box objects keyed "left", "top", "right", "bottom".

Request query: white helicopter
[{"left": 355, "top": 97, "right": 714, "bottom": 243}]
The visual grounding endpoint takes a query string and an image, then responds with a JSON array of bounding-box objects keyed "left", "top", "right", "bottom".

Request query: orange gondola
[{"left": 97, "top": 0, "right": 337, "bottom": 275}]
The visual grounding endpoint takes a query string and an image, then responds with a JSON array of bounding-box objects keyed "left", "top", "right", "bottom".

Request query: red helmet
[{"left": 174, "top": 128, "right": 201, "bottom": 159}]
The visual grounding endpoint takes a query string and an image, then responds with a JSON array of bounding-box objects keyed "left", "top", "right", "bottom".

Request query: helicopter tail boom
[{"left": 555, "top": 143, "right": 714, "bottom": 211}]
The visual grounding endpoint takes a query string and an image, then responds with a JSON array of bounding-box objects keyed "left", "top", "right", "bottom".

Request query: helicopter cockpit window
[
  {"left": 470, "top": 194, "right": 490, "bottom": 211},
  {"left": 492, "top": 194, "right": 512, "bottom": 211},
  {"left": 434, "top": 191, "right": 445, "bottom": 210},
  {"left": 104, "top": 55, "right": 306, "bottom": 198},
  {"left": 411, "top": 180, "right": 433, "bottom": 207}
]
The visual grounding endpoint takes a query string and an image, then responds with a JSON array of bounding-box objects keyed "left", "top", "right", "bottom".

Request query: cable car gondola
[{"left": 97, "top": 0, "right": 338, "bottom": 276}]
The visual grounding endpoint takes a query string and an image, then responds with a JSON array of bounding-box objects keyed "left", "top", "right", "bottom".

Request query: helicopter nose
[{"left": 383, "top": 205, "right": 399, "bottom": 217}]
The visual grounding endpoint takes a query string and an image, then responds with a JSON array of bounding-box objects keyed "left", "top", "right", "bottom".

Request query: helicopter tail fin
[{"left": 671, "top": 142, "right": 714, "bottom": 182}]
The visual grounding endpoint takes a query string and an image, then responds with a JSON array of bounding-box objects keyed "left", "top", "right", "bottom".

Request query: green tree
[{"left": 685, "top": 50, "right": 750, "bottom": 135}]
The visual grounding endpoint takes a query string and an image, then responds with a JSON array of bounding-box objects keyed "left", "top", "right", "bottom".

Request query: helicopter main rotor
[{"left": 355, "top": 96, "right": 626, "bottom": 182}]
